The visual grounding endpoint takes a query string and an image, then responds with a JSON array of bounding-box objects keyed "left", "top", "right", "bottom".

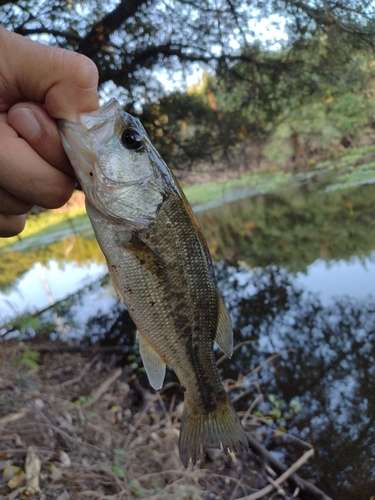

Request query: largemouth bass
[{"left": 58, "top": 99, "right": 248, "bottom": 466}]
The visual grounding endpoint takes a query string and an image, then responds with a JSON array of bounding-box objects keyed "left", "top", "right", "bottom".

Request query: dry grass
[{"left": 0, "top": 341, "right": 317, "bottom": 500}]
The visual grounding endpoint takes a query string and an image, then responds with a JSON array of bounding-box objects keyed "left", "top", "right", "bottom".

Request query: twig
[
  {"left": 124, "top": 395, "right": 159, "bottom": 450},
  {"left": 246, "top": 435, "right": 332, "bottom": 500},
  {"left": 168, "top": 393, "right": 177, "bottom": 417},
  {"left": 6, "top": 486, "right": 27, "bottom": 500},
  {"left": 0, "top": 408, "right": 30, "bottom": 427},
  {"left": 83, "top": 368, "right": 122, "bottom": 408},
  {"left": 241, "top": 393, "right": 263, "bottom": 426},
  {"left": 266, "top": 474, "right": 286, "bottom": 496},
  {"left": 77, "top": 493, "right": 104, "bottom": 499},
  {"left": 216, "top": 339, "right": 255, "bottom": 367},
  {"left": 244, "top": 351, "right": 293, "bottom": 379},
  {"left": 230, "top": 477, "right": 244, "bottom": 499},
  {"left": 57, "top": 355, "right": 98, "bottom": 388},
  {"left": 231, "top": 387, "right": 253, "bottom": 405},
  {"left": 237, "top": 448, "right": 314, "bottom": 500},
  {"left": 156, "top": 391, "right": 172, "bottom": 423}
]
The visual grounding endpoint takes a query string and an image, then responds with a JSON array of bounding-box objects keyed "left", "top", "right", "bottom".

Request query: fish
[{"left": 58, "top": 98, "right": 248, "bottom": 467}]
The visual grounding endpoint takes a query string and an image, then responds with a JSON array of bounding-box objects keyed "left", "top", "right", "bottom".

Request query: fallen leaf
[
  {"left": 55, "top": 450, "right": 71, "bottom": 467},
  {"left": 2, "top": 465, "right": 22, "bottom": 480},
  {"left": 25, "top": 447, "right": 41, "bottom": 495},
  {"left": 7, "top": 469, "right": 26, "bottom": 489},
  {"left": 50, "top": 464, "right": 63, "bottom": 481}
]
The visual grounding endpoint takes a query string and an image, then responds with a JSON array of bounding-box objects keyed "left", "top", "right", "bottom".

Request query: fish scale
[{"left": 59, "top": 98, "right": 248, "bottom": 467}]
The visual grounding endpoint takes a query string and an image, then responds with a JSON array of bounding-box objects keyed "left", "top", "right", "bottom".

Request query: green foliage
[
  {"left": 139, "top": 38, "right": 375, "bottom": 171},
  {"left": 197, "top": 177, "right": 375, "bottom": 271},
  {"left": 16, "top": 347, "right": 40, "bottom": 371},
  {"left": 74, "top": 395, "right": 93, "bottom": 407},
  {"left": 263, "top": 51, "right": 375, "bottom": 167},
  {"left": 0, "top": 231, "right": 104, "bottom": 292},
  {"left": 254, "top": 394, "right": 302, "bottom": 428},
  {"left": 0, "top": 208, "right": 88, "bottom": 248},
  {"left": 111, "top": 449, "right": 129, "bottom": 480},
  {"left": 1, "top": 0, "right": 374, "bottom": 170}
]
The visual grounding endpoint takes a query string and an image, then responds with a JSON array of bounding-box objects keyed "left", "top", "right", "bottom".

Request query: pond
[{"left": 1, "top": 169, "right": 375, "bottom": 499}]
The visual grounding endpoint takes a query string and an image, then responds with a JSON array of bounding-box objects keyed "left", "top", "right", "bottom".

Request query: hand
[{"left": 0, "top": 27, "right": 99, "bottom": 237}]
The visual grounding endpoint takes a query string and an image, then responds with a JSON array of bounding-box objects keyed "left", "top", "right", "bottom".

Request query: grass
[
  {"left": 0, "top": 206, "right": 89, "bottom": 249},
  {"left": 1, "top": 143, "right": 375, "bottom": 252},
  {"left": 183, "top": 168, "right": 283, "bottom": 206}
]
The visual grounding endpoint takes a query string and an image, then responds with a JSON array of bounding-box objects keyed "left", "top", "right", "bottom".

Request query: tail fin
[{"left": 179, "top": 396, "right": 248, "bottom": 467}]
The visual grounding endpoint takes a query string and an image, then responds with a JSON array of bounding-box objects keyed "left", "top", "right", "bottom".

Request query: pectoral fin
[
  {"left": 124, "top": 232, "right": 166, "bottom": 280},
  {"left": 214, "top": 295, "right": 233, "bottom": 358},
  {"left": 138, "top": 333, "right": 166, "bottom": 390}
]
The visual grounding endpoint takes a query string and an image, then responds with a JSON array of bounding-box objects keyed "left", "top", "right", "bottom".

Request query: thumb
[{"left": 0, "top": 27, "right": 99, "bottom": 121}]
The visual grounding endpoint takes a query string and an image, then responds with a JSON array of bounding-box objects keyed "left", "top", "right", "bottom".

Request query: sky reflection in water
[
  {"left": 1, "top": 180, "right": 375, "bottom": 498},
  {"left": 0, "top": 260, "right": 107, "bottom": 322}
]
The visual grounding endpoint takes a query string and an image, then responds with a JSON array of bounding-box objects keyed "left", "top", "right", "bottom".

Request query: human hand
[{"left": 0, "top": 27, "right": 99, "bottom": 237}]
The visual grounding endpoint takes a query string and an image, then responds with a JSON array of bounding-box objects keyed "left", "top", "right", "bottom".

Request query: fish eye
[{"left": 121, "top": 129, "right": 144, "bottom": 150}]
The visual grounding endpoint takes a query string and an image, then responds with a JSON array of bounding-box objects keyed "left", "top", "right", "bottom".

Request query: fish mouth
[
  {"left": 58, "top": 100, "right": 122, "bottom": 182},
  {"left": 58, "top": 119, "right": 96, "bottom": 179},
  {"left": 58, "top": 98, "right": 122, "bottom": 150}
]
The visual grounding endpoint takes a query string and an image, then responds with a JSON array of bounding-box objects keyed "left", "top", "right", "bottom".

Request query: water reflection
[
  {"left": 296, "top": 254, "right": 375, "bottom": 304},
  {"left": 197, "top": 182, "right": 375, "bottom": 270},
  {"left": 0, "top": 259, "right": 106, "bottom": 322},
  {"left": 217, "top": 264, "right": 375, "bottom": 499},
  {"left": 1, "top": 180, "right": 375, "bottom": 498},
  {"left": 2, "top": 260, "right": 374, "bottom": 498},
  {"left": 0, "top": 232, "right": 104, "bottom": 294}
]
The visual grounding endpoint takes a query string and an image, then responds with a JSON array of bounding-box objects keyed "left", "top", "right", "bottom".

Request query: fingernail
[{"left": 8, "top": 107, "right": 41, "bottom": 140}]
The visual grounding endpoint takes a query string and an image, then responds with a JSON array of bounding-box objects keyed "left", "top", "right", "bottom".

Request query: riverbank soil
[{"left": 0, "top": 341, "right": 330, "bottom": 500}]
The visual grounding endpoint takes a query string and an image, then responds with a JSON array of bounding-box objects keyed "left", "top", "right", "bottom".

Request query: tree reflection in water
[
  {"left": 3, "top": 259, "right": 373, "bottom": 498},
  {"left": 215, "top": 262, "right": 375, "bottom": 499}
]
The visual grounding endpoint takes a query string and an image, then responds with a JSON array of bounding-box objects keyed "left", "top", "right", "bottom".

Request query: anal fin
[
  {"left": 214, "top": 295, "right": 233, "bottom": 358},
  {"left": 138, "top": 333, "right": 166, "bottom": 390}
]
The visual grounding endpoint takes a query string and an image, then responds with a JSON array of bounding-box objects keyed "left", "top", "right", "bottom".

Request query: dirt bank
[{"left": 0, "top": 341, "right": 330, "bottom": 500}]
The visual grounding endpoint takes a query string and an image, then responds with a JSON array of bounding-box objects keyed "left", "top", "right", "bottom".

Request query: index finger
[{"left": 0, "top": 27, "right": 99, "bottom": 121}]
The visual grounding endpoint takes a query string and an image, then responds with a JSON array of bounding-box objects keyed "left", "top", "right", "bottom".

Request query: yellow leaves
[
  {"left": 244, "top": 220, "right": 256, "bottom": 231},
  {"left": 3, "top": 464, "right": 22, "bottom": 480},
  {"left": 2, "top": 464, "right": 26, "bottom": 490},
  {"left": 7, "top": 468, "right": 26, "bottom": 490},
  {"left": 206, "top": 89, "right": 217, "bottom": 110},
  {"left": 1, "top": 447, "right": 41, "bottom": 495},
  {"left": 154, "top": 114, "right": 168, "bottom": 126},
  {"left": 50, "top": 464, "right": 64, "bottom": 481}
]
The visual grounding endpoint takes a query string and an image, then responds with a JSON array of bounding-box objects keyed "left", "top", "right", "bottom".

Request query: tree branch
[
  {"left": 77, "top": 0, "right": 148, "bottom": 59},
  {"left": 12, "top": 27, "right": 82, "bottom": 42}
]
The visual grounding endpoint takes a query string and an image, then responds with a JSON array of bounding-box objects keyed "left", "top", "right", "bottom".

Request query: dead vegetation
[{"left": 0, "top": 341, "right": 329, "bottom": 500}]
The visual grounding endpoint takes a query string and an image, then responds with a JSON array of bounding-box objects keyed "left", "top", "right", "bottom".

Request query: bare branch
[
  {"left": 13, "top": 27, "right": 82, "bottom": 42},
  {"left": 78, "top": 0, "right": 148, "bottom": 58}
]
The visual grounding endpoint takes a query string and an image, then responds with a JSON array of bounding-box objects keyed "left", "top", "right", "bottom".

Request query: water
[{"left": 1, "top": 179, "right": 375, "bottom": 498}]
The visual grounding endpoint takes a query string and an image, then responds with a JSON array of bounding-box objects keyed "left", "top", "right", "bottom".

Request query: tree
[
  {"left": 1, "top": 0, "right": 373, "bottom": 103},
  {"left": 1, "top": 0, "right": 374, "bottom": 168}
]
